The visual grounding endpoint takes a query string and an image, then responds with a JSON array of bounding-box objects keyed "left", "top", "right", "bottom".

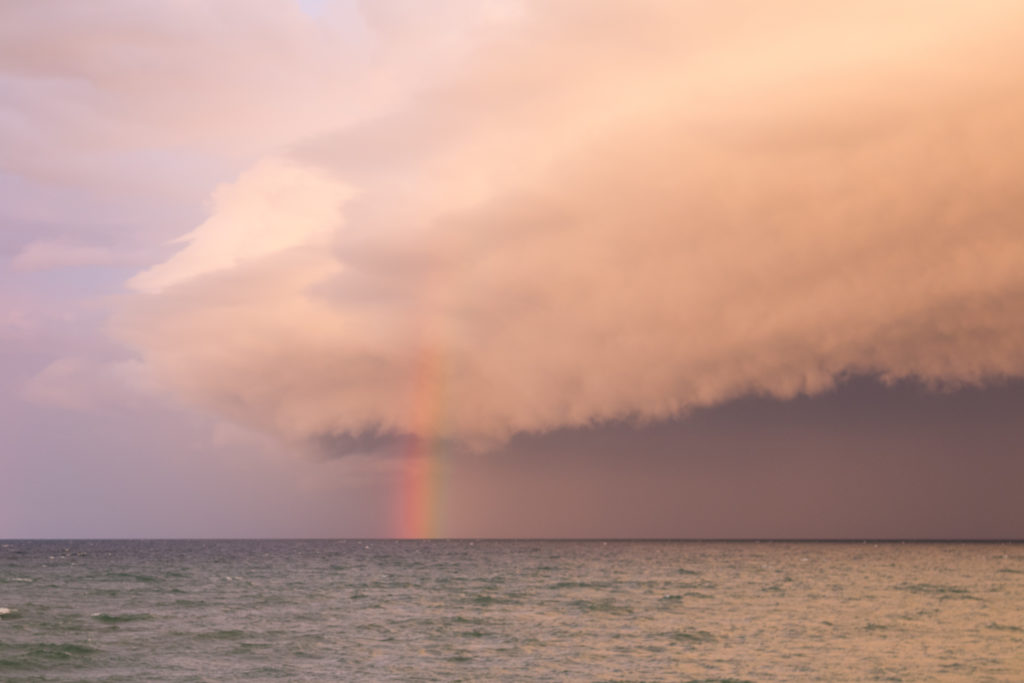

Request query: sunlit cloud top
[{"left": 7, "top": 0, "right": 1024, "bottom": 453}]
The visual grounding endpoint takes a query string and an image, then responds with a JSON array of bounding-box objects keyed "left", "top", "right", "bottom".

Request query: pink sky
[{"left": 2, "top": 0, "right": 1024, "bottom": 538}]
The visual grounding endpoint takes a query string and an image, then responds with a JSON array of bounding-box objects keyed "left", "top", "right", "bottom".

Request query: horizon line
[{"left": 3, "top": 537, "right": 1023, "bottom": 543}]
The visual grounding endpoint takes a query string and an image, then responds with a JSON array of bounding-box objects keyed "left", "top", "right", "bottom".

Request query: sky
[{"left": 2, "top": 0, "right": 1024, "bottom": 539}]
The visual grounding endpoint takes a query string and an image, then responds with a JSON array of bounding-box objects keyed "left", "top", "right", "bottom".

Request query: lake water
[{"left": 1, "top": 540, "right": 1022, "bottom": 681}]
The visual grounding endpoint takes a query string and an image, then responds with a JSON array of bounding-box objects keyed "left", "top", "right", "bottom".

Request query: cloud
[
  {"left": 0, "top": 0, "right": 527, "bottom": 269},
  {"left": 11, "top": 240, "right": 131, "bottom": 271},
  {"left": 129, "top": 159, "right": 354, "bottom": 293},
  {"left": 22, "top": 357, "right": 159, "bottom": 413},
  {"left": 0, "top": 0, "right": 515, "bottom": 193},
  {"left": 112, "top": 1, "right": 1024, "bottom": 451}
]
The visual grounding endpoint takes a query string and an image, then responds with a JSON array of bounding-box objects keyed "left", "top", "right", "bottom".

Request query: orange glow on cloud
[{"left": 86, "top": 0, "right": 1024, "bottom": 454}]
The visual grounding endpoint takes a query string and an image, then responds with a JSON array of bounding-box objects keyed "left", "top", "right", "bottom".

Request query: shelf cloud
[{"left": 114, "top": 0, "right": 1024, "bottom": 452}]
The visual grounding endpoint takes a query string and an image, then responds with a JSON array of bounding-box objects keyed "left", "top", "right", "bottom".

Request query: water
[{"left": 1, "top": 540, "right": 1022, "bottom": 681}]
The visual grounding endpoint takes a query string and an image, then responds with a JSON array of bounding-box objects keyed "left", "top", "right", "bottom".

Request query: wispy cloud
[{"left": 11, "top": 240, "right": 136, "bottom": 272}]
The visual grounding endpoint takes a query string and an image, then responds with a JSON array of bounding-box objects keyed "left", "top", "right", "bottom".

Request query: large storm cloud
[{"left": 103, "top": 1, "right": 1024, "bottom": 450}]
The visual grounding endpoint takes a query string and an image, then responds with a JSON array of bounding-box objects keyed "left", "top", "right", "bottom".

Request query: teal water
[{"left": 1, "top": 540, "right": 1022, "bottom": 681}]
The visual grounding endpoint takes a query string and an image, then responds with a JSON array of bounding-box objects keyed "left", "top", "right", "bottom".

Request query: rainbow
[{"left": 393, "top": 344, "right": 449, "bottom": 538}]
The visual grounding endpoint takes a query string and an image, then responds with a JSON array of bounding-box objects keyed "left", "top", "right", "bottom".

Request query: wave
[
  {"left": 896, "top": 583, "right": 981, "bottom": 600},
  {"left": 666, "top": 630, "right": 716, "bottom": 644},
  {"left": 0, "top": 643, "right": 99, "bottom": 669},
  {"left": 90, "top": 612, "right": 153, "bottom": 624},
  {"left": 569, "top": 598, "right": 632, "bottom": 615},
  {"left": 195, "top": 629, "right": 247, "bottom": 640},
  {"left": 106, "top": 572, "right": 160, "bottom": 583},
  {"left": 986, "top": 622, "right": 1023, "bottom": 632}
]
